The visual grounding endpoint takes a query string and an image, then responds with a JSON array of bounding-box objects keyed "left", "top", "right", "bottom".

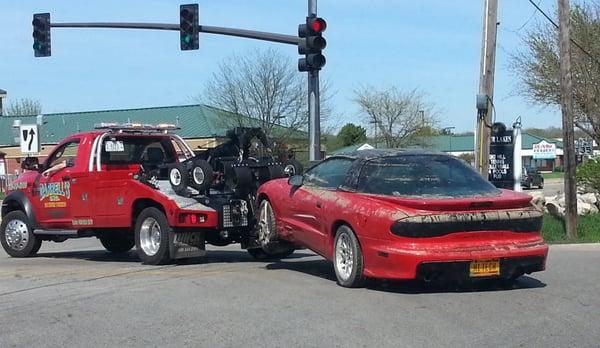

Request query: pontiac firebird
[{"left": 256, "top": 149, "right": 548, "bottom": 288}]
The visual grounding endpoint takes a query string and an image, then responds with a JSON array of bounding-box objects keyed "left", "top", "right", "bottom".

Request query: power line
[{"left": 527, "top": 0, "right": 600, "bottom": 67}]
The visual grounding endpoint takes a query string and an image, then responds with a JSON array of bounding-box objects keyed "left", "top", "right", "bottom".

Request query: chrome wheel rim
[
  {"left": 257, "top": 201, "right": 273, "bottom": 245},
  {"left": 170, "top": 168, "right": 182, "bottom": 186},
  {"left": 140, "top": 217, "right": 161, "bottom": 256},
  {"left": 335, "top": 233, "right": 353, "bottom": 281},
  {"left": 192, "top": 167, "right": 205, "bottom": 185},
  {"left": 284, "top": 164, "right": 295, "bottom": 176},
  {"left": 5, "top": 219, "right": 29, "bottom": 251}
]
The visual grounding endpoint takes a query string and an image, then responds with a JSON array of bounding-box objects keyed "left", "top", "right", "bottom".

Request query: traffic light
[
  {"left": 180, "top": 4, "right": 199, "bottom": 50},
  {"left": 32, "top": 13, "right": 51, "bottom": 57},
  {"left": 298, "top": 16, "right": 327, "bottom": 72}
]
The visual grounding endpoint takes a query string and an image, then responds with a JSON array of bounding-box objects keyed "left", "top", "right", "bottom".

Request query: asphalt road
[
  {"left": 527, "top": 178, "right": 564, "bottom": 197},
  {"left": 0, "top": 239, "right": 599, "bottom": 348}
]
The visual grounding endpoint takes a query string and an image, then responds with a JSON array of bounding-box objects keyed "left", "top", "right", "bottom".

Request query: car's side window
[
  {"left": 304, "top": 158, "right": 354, "bottom": 189},
  {"left": 46, "top": 140, "right": 80, "bottom": 169}
]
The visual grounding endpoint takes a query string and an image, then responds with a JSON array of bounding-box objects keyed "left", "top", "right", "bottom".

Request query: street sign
[
  {"left": 488, "top": 123, "right": 514, "bottom": 189},
  {"left": 20, "top": 124, "right": 40, "bottom": 154}
]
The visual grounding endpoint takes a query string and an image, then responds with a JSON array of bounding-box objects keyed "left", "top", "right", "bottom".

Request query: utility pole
[
  {"left": 558, "top": 0, "right": 578, "bottom": 238},
  {"left": 308, "top": 0, "right": 321, "bottom": 162},
  {"left": 475, "top": 0, "right": 498, "bottom": 177}
]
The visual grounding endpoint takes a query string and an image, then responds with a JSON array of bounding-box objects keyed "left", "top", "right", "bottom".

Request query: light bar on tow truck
[{"left": 94, "top": 122, "right": 180, "bottom": 134}]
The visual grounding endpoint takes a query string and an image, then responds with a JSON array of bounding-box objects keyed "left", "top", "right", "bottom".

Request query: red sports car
[{"left": 256, "top": 150, "right": 548, "bottom": 287}]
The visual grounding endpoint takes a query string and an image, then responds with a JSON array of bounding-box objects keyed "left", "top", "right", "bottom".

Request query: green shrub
[
  {"left": 577, "top": 157, "right": 600, "bottom": 194},
  {"left": 542, "top": 213, "right": 600, "bottom": 243}
]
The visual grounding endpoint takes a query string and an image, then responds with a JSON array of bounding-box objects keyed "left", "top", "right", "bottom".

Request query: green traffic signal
[{"left": 180, "top": 4, "right": 199, "bottom": 50}]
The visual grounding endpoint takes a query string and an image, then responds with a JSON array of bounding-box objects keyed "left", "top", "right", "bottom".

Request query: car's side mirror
[
  {"left": 288, "top": 175, "right": 304, "bottom": 187},
  {"left": 21, "top": 157, "right": 40, "bottom": 171}
]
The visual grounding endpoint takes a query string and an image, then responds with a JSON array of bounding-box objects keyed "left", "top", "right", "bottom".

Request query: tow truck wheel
[
  {"left": 227, "top": 166, "right": 253, "bottom": 192},
  {"left": 99, "top": 233, "right": 135, "bottom": 253},
  {"left": 283, "top": 159, "right": 303, "bottom": 177},
  {"left": 190, "top": 159, "right": 213, "bottom": 192},
  {"left": 169, "top": 164, "right": 189, "bottom": 195},
  {"left": 135, "top": 207, "right": 171, "bottom": 265},
  {"left": 0, "top": 211, "right": 42, "bottom": 258}
]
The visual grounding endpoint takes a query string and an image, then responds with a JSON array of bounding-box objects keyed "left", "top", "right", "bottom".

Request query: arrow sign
[{"left": 20, "top": 124, "right": 40, "bottom": 154}]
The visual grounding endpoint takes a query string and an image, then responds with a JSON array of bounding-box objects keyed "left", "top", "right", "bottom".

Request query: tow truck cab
[{"left": 1, "top": 124, "right": 257, "bottom": 264}]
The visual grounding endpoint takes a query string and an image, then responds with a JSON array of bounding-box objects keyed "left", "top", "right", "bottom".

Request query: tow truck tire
[
  {"left": 0, "top": 211, "right": 42, "bottom": 258},
  {"left": 135, "top": 207, "right": 172, "bottom": 265},
  {"left": 99, "top": 233, "right": 135, "bottom": 253},
  {"left": 283, "top": 159, "right": 303, "bottom": 176},
  {"left": 169, "top": 164, "right": 189, "bottom": 195},
  {"left": 258, "top": 165, "right": 285, "bottom": 183},
  {"left": 227, "top": 166, "right": 253, "bottom": 191},
  {"left": 189, "top": 159, "right": 213, "bottom": 192}
]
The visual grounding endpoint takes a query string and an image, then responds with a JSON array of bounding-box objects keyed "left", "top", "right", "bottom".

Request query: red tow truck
[{"left": 1, "top": 123, "right": 296, "bottom": 264}]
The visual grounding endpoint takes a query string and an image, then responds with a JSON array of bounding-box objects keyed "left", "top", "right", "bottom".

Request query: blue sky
[{"left": 0, "top": 0, "right": 563, "bottom": 133}]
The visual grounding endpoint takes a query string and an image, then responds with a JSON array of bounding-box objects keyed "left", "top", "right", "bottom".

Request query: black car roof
[{"left": 332, "top": 148, "right": 448, "bottom": 160}]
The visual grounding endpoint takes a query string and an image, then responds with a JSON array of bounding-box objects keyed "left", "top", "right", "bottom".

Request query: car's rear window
[
  {"left": 357, "top": 155, "right": 500, "bottom": 198},
  {"left": 100, "top": 136, "right": 175, "bottom": 165}
]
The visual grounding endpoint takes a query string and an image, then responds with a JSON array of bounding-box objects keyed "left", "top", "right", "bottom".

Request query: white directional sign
[{"left": 20, "top": 124, "right": 40, "bottom": 154}]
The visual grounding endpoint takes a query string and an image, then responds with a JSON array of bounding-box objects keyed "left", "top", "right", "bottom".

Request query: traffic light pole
[
  {"left": 308, "top": 0, "right": 321, "bottom": 162},
  {"left": 50, "top": 22, "right": 300, "bottom": 45}
]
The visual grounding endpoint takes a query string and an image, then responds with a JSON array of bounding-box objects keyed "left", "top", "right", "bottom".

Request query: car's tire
[
  {"left": 189, "top": 159, "right": 213, "bottom": 192},
  {"left": 169, "top": 163, "right": 189, "bottom": 195},
  {"left": 135, "top": 207, "right": 172, "bottom": 265},
  {"left": 283, "top": 159, "right": 304, "bottom": 177},
  {"left": 333, "top": 225, "right": 366, "bottom": 288},
  {"left": 99, "top": 233, "right": 135, "bottom": 253},
  {"left": 539, "top": 181, "right": 544, "bottom": 189},
  {"left": 0, "top": 211, "right": 42, "bottom": 258},
  {"left": 247, "top": 246, "right": 294, "bottom": 261}
]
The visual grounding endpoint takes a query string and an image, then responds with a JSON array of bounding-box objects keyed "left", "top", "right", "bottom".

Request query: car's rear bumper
[{"left": 360, "top": 235, "right": 549, "bottom": 280}]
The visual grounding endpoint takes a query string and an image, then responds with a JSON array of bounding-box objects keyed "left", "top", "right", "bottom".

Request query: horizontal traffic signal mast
[
  {"left": 32, "top": 13, "right": 51, "bottom": 57},
  {"left": 298, "top": 16, "right": 327, "bottom": 72}
]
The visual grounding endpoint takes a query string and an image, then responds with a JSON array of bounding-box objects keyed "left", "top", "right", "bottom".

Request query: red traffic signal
[
  {"left": 298, "top": 16, "right": 327, "bottom": 72},
  {"left": 309, "top": 18, "right": 327, "bottom": 34}
]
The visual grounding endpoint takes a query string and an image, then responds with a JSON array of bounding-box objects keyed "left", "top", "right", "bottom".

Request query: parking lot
[{"left": 1, "top": 239, "right": 599, "bottom": 348}]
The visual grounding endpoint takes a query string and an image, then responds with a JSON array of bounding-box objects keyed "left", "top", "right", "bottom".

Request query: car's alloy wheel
[
  {"left": 335, "top": 233, "right": 354, "bottom": 281},
  {"left": 258, "top": 200, "right": 276, "bottom": 247},
  {"left": 333, "top": 225, "right": 365, "bottom": 288}
]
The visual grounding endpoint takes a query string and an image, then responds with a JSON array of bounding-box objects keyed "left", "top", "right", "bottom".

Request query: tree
[
  {"left": 337, "top": 123, "right": 367, "bottom": 147},
  {"left": 4, "top": 98, "right": 42, "bottom": 116},
  {"left": 200, "top": 48, "right": 332, "bottom": 142},
  {"left": 354, "top": 86, "right": 438, "bottom": 148},
  {"left": 510, "top": 2, "right": 600, "bottom": 145}
]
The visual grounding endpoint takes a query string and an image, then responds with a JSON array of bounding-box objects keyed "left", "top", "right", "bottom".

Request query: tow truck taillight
[{"left": 179, "top": 213, "right": 207, "bottom": 224}]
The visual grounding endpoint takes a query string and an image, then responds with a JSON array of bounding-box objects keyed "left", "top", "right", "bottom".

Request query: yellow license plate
[{"left": 469, "top": 259, "right": 500, "bottom": 277}]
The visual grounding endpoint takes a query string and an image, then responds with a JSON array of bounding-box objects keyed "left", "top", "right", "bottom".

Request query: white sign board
[
  {"left": 533, "top": 140, "right": 556, "bottom": 159},
  {"left": 20, "top": 124, "right": 40, "bottom": 154}
]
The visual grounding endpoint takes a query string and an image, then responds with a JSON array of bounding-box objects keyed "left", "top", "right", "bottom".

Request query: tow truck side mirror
[
  {"left": 288, "top": 175, "right": 304, "bottom": 187},
  {"left": 21, "top": 157, "right": 40, "bottom": 171}
]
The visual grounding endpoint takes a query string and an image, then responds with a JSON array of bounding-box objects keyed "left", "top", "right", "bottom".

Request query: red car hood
[{"left": 363, "top": 189, "right": 532, "bottom": 212}]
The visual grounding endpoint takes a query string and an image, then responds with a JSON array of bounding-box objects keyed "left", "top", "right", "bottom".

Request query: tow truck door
[{"left": 34, "top": 139, "right": 81, "bottom": 228}]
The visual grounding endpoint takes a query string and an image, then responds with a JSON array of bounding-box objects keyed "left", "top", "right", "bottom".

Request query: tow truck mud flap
[{"left": 169, "top": 231, "right": 206, "bottom": 259}]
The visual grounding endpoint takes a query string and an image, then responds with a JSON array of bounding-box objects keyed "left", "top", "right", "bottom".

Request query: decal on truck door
[{"left": 39, "top": 181, "right": 71, "bottom": 208}]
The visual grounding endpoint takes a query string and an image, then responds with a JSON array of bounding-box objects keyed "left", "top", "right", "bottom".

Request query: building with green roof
[
  {"left": 329, "top": 133, "right": 564, "bottom": 171},
  {"left": 0, "top": 104, "right": 305, "bottom": 176}
]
